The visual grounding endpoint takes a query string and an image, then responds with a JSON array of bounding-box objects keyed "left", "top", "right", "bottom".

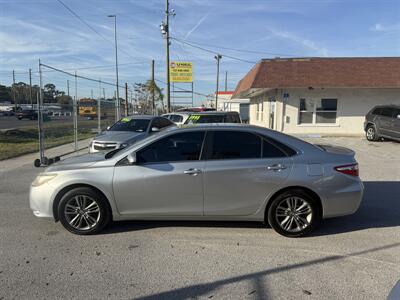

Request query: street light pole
[
  {"left": 165, "top": 0, "right": 171, "bottom": 113},
  {"left": 108, "top": 14, "right": 120, "bottom": 121},
  {"left": 214, "top": 54, "right": 222, "bottom": 110}
]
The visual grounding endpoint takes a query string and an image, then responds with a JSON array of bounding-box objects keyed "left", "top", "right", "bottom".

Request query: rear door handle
[
  {"left": 266, "top": 164, "right": 287, "bottom": 171},
  {"left": 184, "top": 168, "right": 202, "bottom": 176}
]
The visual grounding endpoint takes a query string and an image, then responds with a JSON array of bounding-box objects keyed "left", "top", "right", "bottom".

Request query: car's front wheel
[
  {"left": 267, "top": 190, "right": 321, "bottom": 237},
  {"left": 366, "top": 125, "right": 379, "bottom": 141},
  {"left": 58, "top": 187, "right": 111, "bottom": 235}
]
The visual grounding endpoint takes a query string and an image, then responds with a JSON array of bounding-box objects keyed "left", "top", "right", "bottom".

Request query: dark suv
[
  {"left": 184, "top": 111, "right": 241, "bottom": 124},
  {"left": 364, "top": 105, "right": 400, "bottom": 142}
]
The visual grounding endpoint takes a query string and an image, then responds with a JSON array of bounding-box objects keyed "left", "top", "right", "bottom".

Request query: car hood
[
  {"left": 94, "top": 131, "right": 146, "bottom": 143},
  {"left": 45, "top": 153, "right": 106, "bottom": 172}
]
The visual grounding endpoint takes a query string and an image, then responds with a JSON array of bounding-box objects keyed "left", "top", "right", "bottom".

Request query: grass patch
[{"left": 0, "top": 127, "right": 94, "bottom": 161}]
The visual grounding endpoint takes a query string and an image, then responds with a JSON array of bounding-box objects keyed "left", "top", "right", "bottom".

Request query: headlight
[
  {"left": 120, "top": 143, "right": 129, "bottom": 148},
  {"left": 32, "top": 173, "right": 57, "bottom": 187}
]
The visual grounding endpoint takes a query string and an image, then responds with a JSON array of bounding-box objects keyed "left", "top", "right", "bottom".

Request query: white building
[{"left": 232, "top": 57, "right": 400, "bottom": 135}]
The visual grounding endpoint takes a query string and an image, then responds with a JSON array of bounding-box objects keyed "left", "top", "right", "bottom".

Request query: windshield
[{"left": 108, "top": 118, "right": 150, "bottom": 132}]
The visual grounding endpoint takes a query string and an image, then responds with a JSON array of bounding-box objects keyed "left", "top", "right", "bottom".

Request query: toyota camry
[{"left": 30, "top": 124, "right": 363, "bottom": 237}]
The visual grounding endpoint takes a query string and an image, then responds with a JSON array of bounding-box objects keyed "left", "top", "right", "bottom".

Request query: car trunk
[{"left": 314, "top": 144, "right": 355, "bottom": 157}]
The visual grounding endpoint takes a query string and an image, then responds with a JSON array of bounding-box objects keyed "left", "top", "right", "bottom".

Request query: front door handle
[
  {"left": 266, "top": 164, "right": 287, "bottom": 171},
  {"left": 184, "top": 168, "right": 202, "bottom": 176}
]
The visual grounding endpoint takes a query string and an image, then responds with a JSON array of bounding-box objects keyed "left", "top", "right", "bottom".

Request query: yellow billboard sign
[{"left": 169, "top": 61, "right": 193, "bottom": 82}]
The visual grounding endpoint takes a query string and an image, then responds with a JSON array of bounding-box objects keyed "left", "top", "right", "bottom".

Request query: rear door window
[{"left": 207, "top": 131, "right": 262, "bottom": 160}]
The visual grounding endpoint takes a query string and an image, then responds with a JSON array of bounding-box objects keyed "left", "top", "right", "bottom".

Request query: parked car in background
[
  {"left": 162, "top": 112, "right": 190, "bottom": 125},
  {"left": 16, "top": 109, "right": 38, "bottom": 120},
  {"left": 30, "top": 124, "right": 363, "bottom": 237},
  {"left": 184, "top": 111, "right": 241, "bottom": 124},
  {"left": 364, "top": 105, "right": 400, "bottom": 142},
  {"left": 89, "top": 115, "right": 174, "bottom": 153}
]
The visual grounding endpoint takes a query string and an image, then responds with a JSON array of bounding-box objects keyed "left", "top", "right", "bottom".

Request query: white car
[{"left": 162, "top": 113, "right": 191, "bottom": 125}]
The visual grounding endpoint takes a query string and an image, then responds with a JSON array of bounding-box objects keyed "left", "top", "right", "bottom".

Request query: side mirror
[
  {"left": 127, "top": 152, "right": 137, "bottom": 165},
  {"left": 151, "top": 127, "right": 160, "bottom": 132}
]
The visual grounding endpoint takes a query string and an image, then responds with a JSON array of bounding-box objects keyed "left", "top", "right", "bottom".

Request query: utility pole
[
  {"left": 73, "top": 72, "right": 78, "bottom": 151},
  {"left": 98, "top": 79, "right": 102, "bottom": 133},
  {"left": 108, "top": 15, "right": 120, "bottom": 120},
  {"left": 125, "top": 82, "right": 129, "bottom": 117},
  {"left": 165, "top": 0, "right": 170, "bottom": 113},
  {"left": 151, "top": 59, "right": 155, "bottom": 115},
  {"left": 225, "top": 71, "right": 228, "bottom": 92},
  {"left": 161, "top": 0, "right": 174, "bottom": 113},
  {"left": 67, "top": 80, "right": 70, "bottom": 115},
  {"left": 38, "top": 60, "right": 45, "bottom": 165},
  {"left": 214, "top": 54, "right": 222, "bottom": 110},
  {"left": 29, "top": 69, "right": 33, "bottom": 107},
  {"left": 12, "top": 70, "right": 16, "bottom": 111}
]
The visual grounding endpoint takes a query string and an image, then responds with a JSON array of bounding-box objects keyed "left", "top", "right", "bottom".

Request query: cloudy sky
[{"left": 0, "top": 0, "right": 399, "bottom": 103}]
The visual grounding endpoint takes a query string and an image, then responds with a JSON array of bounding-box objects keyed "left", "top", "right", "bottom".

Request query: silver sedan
[{"left": 30, "top": 124, "right": 363, "bottom": 237}]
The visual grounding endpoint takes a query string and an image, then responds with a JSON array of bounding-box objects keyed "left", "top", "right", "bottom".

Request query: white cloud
[
  {"left": 371, "top": 23, "right": 400, "bottom": 32},
  {"left": 184, "top": 14, "right": 209, "bottom": 40},
  {"left": 266, "top": 28, "right": 329, "bottom": 57}
]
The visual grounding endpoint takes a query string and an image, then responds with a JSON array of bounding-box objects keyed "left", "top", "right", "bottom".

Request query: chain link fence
[{"left": 32, "top": 62, "right": 135, "bottom": 166}]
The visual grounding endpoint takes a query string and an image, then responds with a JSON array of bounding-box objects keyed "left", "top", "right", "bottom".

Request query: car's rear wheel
[
  {"left": 366, "top": 125, "right": 379, "bottom": 141},
  {"left": 267, "top": 190, "right": 321, "bottom": 237},
  {"left": 58, "top": 187, "right": 111, "bottom": 235}
]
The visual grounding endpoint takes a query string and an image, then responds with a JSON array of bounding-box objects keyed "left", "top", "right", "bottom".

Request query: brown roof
[{"left": 233, "top": 57, "right": 400, "bottom": 97}]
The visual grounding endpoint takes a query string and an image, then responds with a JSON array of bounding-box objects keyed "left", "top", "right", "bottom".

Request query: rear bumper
[{"left": 322, "top": 179, "right": 364, "bottom": 218}]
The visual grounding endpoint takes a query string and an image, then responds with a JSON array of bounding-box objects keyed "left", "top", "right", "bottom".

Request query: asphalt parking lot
[{"left": 0, "top": 136, "right": 399, "bottom": 300}]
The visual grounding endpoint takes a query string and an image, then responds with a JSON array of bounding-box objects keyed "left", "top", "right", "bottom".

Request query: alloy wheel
[
  {"left": 275, "top": 197, "right": 313, "bottom": 233},
  {"left": 64, "top": 195, "right": 101, "bottom": 231},
  {"left": 366, "top": 127, "right": 375, "bottom": 140}
]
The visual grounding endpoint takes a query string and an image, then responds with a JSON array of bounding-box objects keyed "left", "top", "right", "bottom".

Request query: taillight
[{"left": 334, "top": 163, "right": 359, "bottom": 177}]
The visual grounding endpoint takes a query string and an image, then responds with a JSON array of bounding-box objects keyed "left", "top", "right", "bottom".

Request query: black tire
[
  {"left": 366, "top": 125, "right": 379, "bottom": 141},
  {"left": 58, "top": 187, "right": 111, "bottom": 235},
  {"left": 267, "top": 189, "right": 321, "bottom": 238}
]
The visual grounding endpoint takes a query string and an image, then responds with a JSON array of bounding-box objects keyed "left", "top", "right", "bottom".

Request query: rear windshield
[{"left": 109, "top": 118, "right": 150, "bottom": 132}]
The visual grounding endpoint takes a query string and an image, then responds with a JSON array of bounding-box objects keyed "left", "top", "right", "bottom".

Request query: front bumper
[{"left": 29, "top": 183, "right": 57, "bottom": 220}]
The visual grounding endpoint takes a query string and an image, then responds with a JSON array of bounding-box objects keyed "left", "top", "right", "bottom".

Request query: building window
[
  {"left": 299, "top": 98, "right": 337, "bottom": 124},
  {"left": 256, "top": 101, "right": 263, "bottom": 121},
  {"left": 316, "top": 99, "right": 337, "bottom": 123},
  {"left": 299, "top": 98, "right": 313, "bottom": 124}
]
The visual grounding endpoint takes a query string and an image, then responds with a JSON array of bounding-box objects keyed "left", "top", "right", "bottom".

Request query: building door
[{"left": 269, "top": 97, "right": 276, "bottom": 129}]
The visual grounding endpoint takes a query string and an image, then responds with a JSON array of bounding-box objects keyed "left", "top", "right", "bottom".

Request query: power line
[
  {"left": 172, "top": 37, "right": 297, "bottom": 57},
  {"left": 1, "top": 61, "right": 152, "bottom": 76},
  {"left": 170, "top": 37, "right": 258, "bottom": 64},
  {"left": 155, "top": 79, "right": 208, "bottom": 98},
  {"left": 56, "top": 0, "right": 144, "bottom": 63}
]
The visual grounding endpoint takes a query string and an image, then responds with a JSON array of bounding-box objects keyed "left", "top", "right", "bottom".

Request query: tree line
[
  {"left": 0, "top": 82, "right": 72, "bottom": 106},
  {"left": 0, "top": 80, "right": 165, "bottom": 113}
]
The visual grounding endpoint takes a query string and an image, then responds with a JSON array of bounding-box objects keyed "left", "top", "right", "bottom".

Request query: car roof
[
  {"left": 372, "top": 105, "right": 400, "bottom": 109},
  {"left": 189, "top": 111, "right": 239, "bottom": 115},
  {"left": 120, "top": 115, "right": 162, "bottom": 120},
  {"left": 162, "top": 112, "right": 190, "bottom": 116}
]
